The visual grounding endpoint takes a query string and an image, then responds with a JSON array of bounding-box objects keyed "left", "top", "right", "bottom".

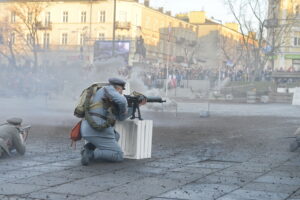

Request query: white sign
[{"left": 292, "top": 87, "right": 300, "bottom": 105}]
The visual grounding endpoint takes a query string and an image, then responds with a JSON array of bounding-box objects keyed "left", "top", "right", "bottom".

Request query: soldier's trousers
[{"left": 83, "top": 131, "right": 123, "bottom": 162}]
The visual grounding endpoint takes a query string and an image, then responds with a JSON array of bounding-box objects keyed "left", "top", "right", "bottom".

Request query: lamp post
[{"left": 112, "top": 0, "right": 116, "bottom": 56}]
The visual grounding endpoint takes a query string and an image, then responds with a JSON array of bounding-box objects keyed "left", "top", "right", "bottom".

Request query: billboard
[{"left": 94, "top": 40, "right": 130, "bottom": 63}]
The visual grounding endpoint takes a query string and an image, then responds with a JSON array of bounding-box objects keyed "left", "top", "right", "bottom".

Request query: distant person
[
  {"left": 0, "top": 118, "right": 27, "bottom": 157},
  {"left": 80, "top": 78, "right": 146, "bottom": 165}
]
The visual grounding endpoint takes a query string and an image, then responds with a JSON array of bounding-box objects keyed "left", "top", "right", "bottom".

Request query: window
[
  {"left": 43, "top": 33, "right": 50, "bottom": 49},
  {"left": 294, "top": 37, "right": 300, "bottom": 46},
  {"left": 11, "top": 12, "right": 16, "bottom": 23},
  {"left": 61, "top": 33, "right": 68, "bottom": 45},
  {"left": 10, "top": 32, "right": 15, "bottom": 45},
  {"left": 27, "top": 12, "right": 32, "bottom": 23},
  {"left": 79, "top": 33, "right": 85, "bottom": 45},
  {"left": 45, "top": 12, "right": 51, "bottom": 25},
  {"left": 98, "top": 33, "right": 105, "bottom": 40},
  {"left": 118, "top": 11, "right": 127, "bottom": 22},
  {"left": 293, "top": 59, "right": 300, "bottom": 71},
  {"left": 99, "top": 11, "right": 106, "bottom": 23},
  {"left": 81, "top": 11, "right": 86, "bottom": 23},
  {"left": 62, "top": 11, "right": 68, "bottom": 23}
]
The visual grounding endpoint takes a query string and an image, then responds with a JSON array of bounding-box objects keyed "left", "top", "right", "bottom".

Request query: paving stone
[
  {"left": 159, "top": 183, "right": 238, "bottom": 200},
  {"left": 47, "top": 159, "right": 80, "bottom": 167},
  {"left": 22, "top": 165, "right": 69, "bottom": 173},
  {"left": 1, "top": 160, "right": 44, "bottom": 169},
  {"left": 124, "top": 166, "right": 167, "bottom": 176},
  {"left": 43, "top": 169, "right": 99, "bottom": 180},
  {"left": 218, "top": 189, "right": 290, "bottom": 200},
  {"left": 213, "top": 169, "right": 262, "bottom": 179},
  {"left": 265, "top": 170, "right": 300, "bottom": 178},
  {"left": 161, "top": 171, "right": 204, "bottom": 184},
  {"left": 80, "top": 191, "right": 151, "bottom": 200},
  {"left": 196, "top": 175, "right": 250, "bottom": 187},
  {"left": 288, "top": 189, "right": 300, "bottom": 199},
  {"left": 255, "top": 175, "right": 300, "bottom": 186},
  {"left": 227, "top": 162, "right": 274, "bottom": 173},
  {"left": 0, "top": 170, "right": 45, "bottom": 181},
  {"left": 0, "top": 183, "right": 45, "bottom": 195},
  {"left": 41, "top": 183, "right": 101, "bottom": 196},
  {"left": 170, "top": 166, "right": 219, "bottom": 175},
  {"left": 276, "top": 165, "right": 300, "bottom": 172},
  {"left": 9, "top": 175, "right": 71, "bottom": 187},
  {"left": 247, "top": 153, "right": 295, "bottom": 164},
  {"left": 144, "top": 161, "right": 184, "bottom": 169},
  {"left": 242, "top": 182, "right": 299, "bottom": 194},
  {"left": 148, "top": 198, "right": 180, "bottom": 200},
  {"left": 71, "top": 170, "right": 143, "bottom": 190},
  {"left": 109, "top": 177, "right": 180, "bottom": 197},
  {"left": 186, "top": 160, "right": 235, "bottom": 169},
  {"left": 26, "top": 191, "right": 81, "bottom": 200},
  {"left": 284, "top": 160, "right": 300, "bottom": 167},
  {"left": 0, "top": 195, "right": 35, "bottom": 200},
  {"left": 212, "top": 151, "right": 253, "bottom": 163}
]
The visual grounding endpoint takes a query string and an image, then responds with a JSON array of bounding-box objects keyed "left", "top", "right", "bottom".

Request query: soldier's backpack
[
  {"left": 74, "top": 83, "right": 108, "bottom": 118},
  {"left": 73, "top": 82, "right": 115, "bottom": 136}
]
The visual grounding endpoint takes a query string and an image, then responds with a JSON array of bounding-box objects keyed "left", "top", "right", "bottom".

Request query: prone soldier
[{"left": 0, "top": 118, "right": 28, "bottom": 157}]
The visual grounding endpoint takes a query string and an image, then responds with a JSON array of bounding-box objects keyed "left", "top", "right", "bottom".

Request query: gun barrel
[{"left": 146, "top": 96, "right": 166, "bottom": 103}]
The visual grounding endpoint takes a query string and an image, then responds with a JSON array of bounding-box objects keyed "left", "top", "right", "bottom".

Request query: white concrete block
[
  {"left": 115, "top": 120, "right": 153, "bottom": 159},
  {"left": 289, "top": 88, "right": 296, "bottom": 94},
  {"left": 292, "top": 87, "right": 300, "bottom": 106},
  {"left": 277, "top": 88, "right": 288, "bottom": 93}
]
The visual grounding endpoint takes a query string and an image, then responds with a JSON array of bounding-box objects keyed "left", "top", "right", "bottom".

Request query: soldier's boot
[
  {"left": 84, "top": 142, "right": 96, "bottom": 151},
  {"left": 81, "top": 145, "right": 94, "bottom": 166}
]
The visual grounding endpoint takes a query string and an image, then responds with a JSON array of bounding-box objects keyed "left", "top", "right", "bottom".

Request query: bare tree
[
  {"left": 8, "top": 2, "right": 48, "bottom": 68},
  {"left": 226, "top": 0, "right": 295, "bottom": 80},
  {"left": 0, "top": 16, "right": 19, "bottom": 67},
  {"left": 220, "top": 34, "right": 244, "bottom": 69}
]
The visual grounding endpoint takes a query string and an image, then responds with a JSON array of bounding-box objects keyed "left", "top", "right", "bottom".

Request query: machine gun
[{"left": 124, "top": 92, "right": 166, "bottom": 120}]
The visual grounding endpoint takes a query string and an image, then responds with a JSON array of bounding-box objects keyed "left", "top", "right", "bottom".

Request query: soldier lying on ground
[{"left": 0, "top": 118, "right": 29, "bottom": 157}]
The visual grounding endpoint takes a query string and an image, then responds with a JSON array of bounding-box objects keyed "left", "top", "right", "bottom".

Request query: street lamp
[{"left": 112, "top": 0, "right": 116, "bottom": 56}]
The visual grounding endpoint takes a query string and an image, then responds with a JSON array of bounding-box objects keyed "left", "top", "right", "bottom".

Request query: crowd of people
[{"left": 140, "top": 64, "right": 273, "bottom": 89}]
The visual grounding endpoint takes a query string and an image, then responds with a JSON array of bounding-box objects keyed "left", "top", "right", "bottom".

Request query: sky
[{"left": 147, "top": 0, "right": 237, "bottom": 23}]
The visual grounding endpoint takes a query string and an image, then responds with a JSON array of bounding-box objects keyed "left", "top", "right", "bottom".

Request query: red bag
[{"left": 70, "top": 121, "right": 82, "bottom": 148}]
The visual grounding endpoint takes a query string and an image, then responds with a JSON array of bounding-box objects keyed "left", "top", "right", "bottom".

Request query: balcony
[
  {"left": 37, "top": 22, "right": 52, "bottom": 30},
  {"left": 115, "top": 21, "right": 131, "bottom": 30}
]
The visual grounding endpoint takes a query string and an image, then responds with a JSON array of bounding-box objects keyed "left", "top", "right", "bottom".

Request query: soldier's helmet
[
  {"left": 6, "top": 117, "right": 22, "bottom": 126},
  {"left": 108, "top": 78, "right": 126, "bottom": 90}
]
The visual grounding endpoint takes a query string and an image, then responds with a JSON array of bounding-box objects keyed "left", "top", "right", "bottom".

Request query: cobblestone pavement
[{"left": 0, "top": 98, "right": 300, "bottom": 200}]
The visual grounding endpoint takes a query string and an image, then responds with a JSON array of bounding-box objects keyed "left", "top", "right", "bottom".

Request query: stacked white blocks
[{"left": 115, "top": 120, "right": 153, "bottom": 159}]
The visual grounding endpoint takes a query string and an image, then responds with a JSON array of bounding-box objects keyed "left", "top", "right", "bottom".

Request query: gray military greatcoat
[{"left": 0, "top": 124, "right": 26, "bottom": 156}]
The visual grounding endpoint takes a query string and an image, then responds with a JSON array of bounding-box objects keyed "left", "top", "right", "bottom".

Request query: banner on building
[{"left": 94, "top": 40, "right": 130, "bottom": 63}]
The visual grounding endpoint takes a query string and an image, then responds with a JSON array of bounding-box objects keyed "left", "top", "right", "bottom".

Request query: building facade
[
  {"left": 177, "top": 11, "right": 256, "bottom": 70},
  {"left": 0, "top": 0, "right": 199, "bottom": 66},
  {"left": 267, "top": 0, "right": 300, "bottom": 71}
]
